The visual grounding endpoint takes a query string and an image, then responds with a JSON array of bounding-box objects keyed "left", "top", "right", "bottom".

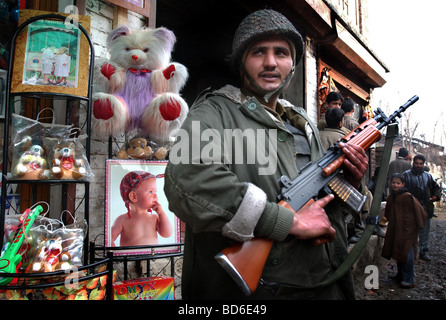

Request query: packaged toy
[
  {"left": 10, "top": 112, "right": 73, "bottom": 180},
  {"left": 51, "top": 141, "right": 86, "bottom": 179},
  {"left": 30, "top": 236, "right": 72, "bottom": 273},
  {"left": 28, "top": 210, "right": 86, "bottom": 273},
  {"left": 113, "top": 276, "right": 174, "bottom": 300},
  {"left": 44, "top": 134, "right": 93, "bottom": 180},
  {"left": 0, "top": 205, "right": 44, "bottom": 285},
  {"left": 92, "top": 25, "right": 189, "bottom": 144},
  {"left": 12, "top": 136, "right": 51, "bottom": 180}
]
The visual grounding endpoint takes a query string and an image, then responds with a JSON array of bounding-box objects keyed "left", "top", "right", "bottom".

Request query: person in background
[
  {"left": 319, "top": 108, "right": 345, "bottom": 151},
  {"left": 368, "top": 166, "right": 386, "bottom": 202},
  {"left": 341, "top": 98, "right": 359, "bottom": 131},
  {"left": 164, "top": 9, "right": 368, "bottom": 300},
  {"left": 424, "top": 165, "right": 438, "bottom": 218},
  {"left": 318, "top": 91, "right": 349, "bottom": 134},
  {"left": 41, "top": 46, "right": 54, "bottom": 85},
  {"left": 54, "top": 47, "right": 70, "bottom": 86},
  {"left": 382, "top": 173, "right": 426, "bottom": 288},
  {"left": 403, "top": 154, "right": 441, "bottom": 261},
  {"left": 386, "top": 147, "right": 411, "bottom": 196},
  {"left": 367, "top": 166, "right": 387, "bottom": 233}
]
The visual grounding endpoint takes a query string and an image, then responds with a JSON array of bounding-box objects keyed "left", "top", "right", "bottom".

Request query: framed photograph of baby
[
  {"left": 105, "top": 159, "right": 181, "bottom": 256},
  {"left": 10, "top": 10, "right": 91, "bottom": 98}
]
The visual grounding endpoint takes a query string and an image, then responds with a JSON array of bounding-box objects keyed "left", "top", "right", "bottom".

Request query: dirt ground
[{"left": 354, "top": 205, "right": 446, "bottom": 300}]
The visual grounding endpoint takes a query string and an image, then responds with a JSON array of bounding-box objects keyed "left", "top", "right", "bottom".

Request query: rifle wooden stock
[
  {"left": 215, "top": 199, "right": 325, "bottom": 295},
  {"left": 217, "top": 237, "right": 273, "bottom": 296}
]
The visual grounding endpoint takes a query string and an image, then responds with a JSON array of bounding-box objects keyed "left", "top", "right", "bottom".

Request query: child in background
[
  {"left": 54, "top": 47, "right": 70, "bottom": 85},
  {"left": 319, "top": 107, "right": 345, "bottom": 151},
  {"left": 111, "top": 171, "right": 173, "bottom": 246},
  {"left": 381, "top": 173, "right": 427, "bottom": 288},
  {"left": 41, "top": 46, "right": 55, "bottom": 85}
]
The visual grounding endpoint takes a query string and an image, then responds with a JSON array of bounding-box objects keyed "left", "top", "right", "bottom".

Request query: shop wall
[{"left": 304, "top": 37, "right": 319, "bottom": 126}]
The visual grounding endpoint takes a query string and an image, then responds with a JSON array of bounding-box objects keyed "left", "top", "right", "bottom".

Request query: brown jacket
[
  {"left": 319, "top": 127, "right": 345, "bottom": 151},
  {"left": 382, "top": 190, "right": 427, "bottom": 262},
  {"left": 343, "top": 115, "right": 359, "bottom": 131}
]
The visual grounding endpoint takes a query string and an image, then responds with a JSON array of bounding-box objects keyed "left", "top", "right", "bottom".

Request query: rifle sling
[{"left": 269, "top": 124, "right": 398, "bottom": 296}]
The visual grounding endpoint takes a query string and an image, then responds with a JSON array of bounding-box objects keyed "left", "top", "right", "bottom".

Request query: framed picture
[
  {"left": 105, "top": 159, "right": 181, "bottom": 256},
  {"left": 105, "top": 0, "right": 153, "bottom": 18},
  {"left": 10, "top": 10, "right": 91, "bottom": 98}
]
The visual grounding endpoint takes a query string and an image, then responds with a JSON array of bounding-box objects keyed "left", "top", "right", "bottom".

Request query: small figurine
[
  {"left": 30, "top": 236, "right": 72, "bottom": 273},
  {"left": 51, "top": 142, "right": 86, "bottom": 179},
  {"left": 117, "top": 137, "right": 153, "bottom": 160},
  {"left": 12, "top": 136, "right": 51, "bottom": 180},
  {"left": 117, "top": 136, "right": 168, "bottom": 160}
]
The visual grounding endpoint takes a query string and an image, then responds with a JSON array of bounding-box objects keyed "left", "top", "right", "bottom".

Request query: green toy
[{"left": 0, "top": 205, "right": 43, "bottom": 285}]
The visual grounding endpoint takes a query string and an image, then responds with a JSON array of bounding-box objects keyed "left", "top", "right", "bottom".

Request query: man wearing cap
[
  {"left": 403, "top": 155, "right": 441, "bottom": 261},
  {"left": 165, "top": 9, "right": 368, "bottom": 299}
]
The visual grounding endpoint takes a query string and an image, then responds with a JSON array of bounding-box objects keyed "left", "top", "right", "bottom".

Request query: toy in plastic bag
[
  {"left": 2, "top": 215, "right": 35, "bottom": 270},
  {"left": 1, "top": 203, "right": 50, "bottom": 272},
  {"left": 10, "top": 111, "right": 73, "bottom": 180},
  {"left": 44, "top": 132, "right": 93, "bottom": 180},
  {"left": 11, "top": 135, "right": 51, "bottom": 179},
  {"left": 28, "top": 210, "right": 87, "bottom": 273}
]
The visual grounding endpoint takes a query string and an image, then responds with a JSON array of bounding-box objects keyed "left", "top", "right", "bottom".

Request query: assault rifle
[{"left": 215, "top": 96, "right": 419, "bottom": 296}]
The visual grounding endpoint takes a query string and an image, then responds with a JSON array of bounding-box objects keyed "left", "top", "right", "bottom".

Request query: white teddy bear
[{"left": 92, "top": 25, "right": 189, "bottom": 142}]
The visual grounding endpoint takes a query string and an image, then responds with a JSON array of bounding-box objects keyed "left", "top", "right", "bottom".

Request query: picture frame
[
  {"left": 105, "top": 159, "right": 181, "bottom": 256},
  {"left": 10, "top": 10, "right": 91, "bottom": 98},
  {"left": 105, "top": 0, "right": 153, "bottom": 18}
]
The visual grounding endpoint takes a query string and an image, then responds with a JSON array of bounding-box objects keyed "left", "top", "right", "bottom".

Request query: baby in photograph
[{"left": 111, "top": 171, "right": 173, "bottom": 246}]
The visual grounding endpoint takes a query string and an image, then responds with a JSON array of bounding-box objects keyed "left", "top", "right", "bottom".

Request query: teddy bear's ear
[
  {"left": 108, "top": 25, "right": 131, "bottom": 47},
  {"left": 152, "top": 27, "right": 176, "bottom": 53}
]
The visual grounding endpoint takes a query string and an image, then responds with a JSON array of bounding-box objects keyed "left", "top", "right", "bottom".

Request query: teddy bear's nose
[{"left": 132, "top": 55, "right": 139, "bottom": 60}]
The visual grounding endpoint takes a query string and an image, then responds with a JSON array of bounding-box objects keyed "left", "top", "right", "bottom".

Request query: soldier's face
[{"left": 243, "top": 36, "right": 293, "bottom": 95}]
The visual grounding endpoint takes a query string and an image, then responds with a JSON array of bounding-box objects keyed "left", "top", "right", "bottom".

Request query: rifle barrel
[{"left": 376, "top": 95, "right": 419, "bottom": 130}]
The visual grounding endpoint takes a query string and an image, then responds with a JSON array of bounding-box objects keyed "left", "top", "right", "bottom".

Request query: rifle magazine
[{"left": 328, "top": 176, "right": 367, "bottom": 213}]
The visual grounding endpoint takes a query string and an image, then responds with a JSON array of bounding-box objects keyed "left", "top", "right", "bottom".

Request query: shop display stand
[
  {"left": 0, "top": 14, "right": 112, "bottom": 299},
  {"left": 91, "top": 242, "right": 183, "bottom": 280},
  {"left": 1, "top": 13, "right": 183, "bottom": 300}
]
